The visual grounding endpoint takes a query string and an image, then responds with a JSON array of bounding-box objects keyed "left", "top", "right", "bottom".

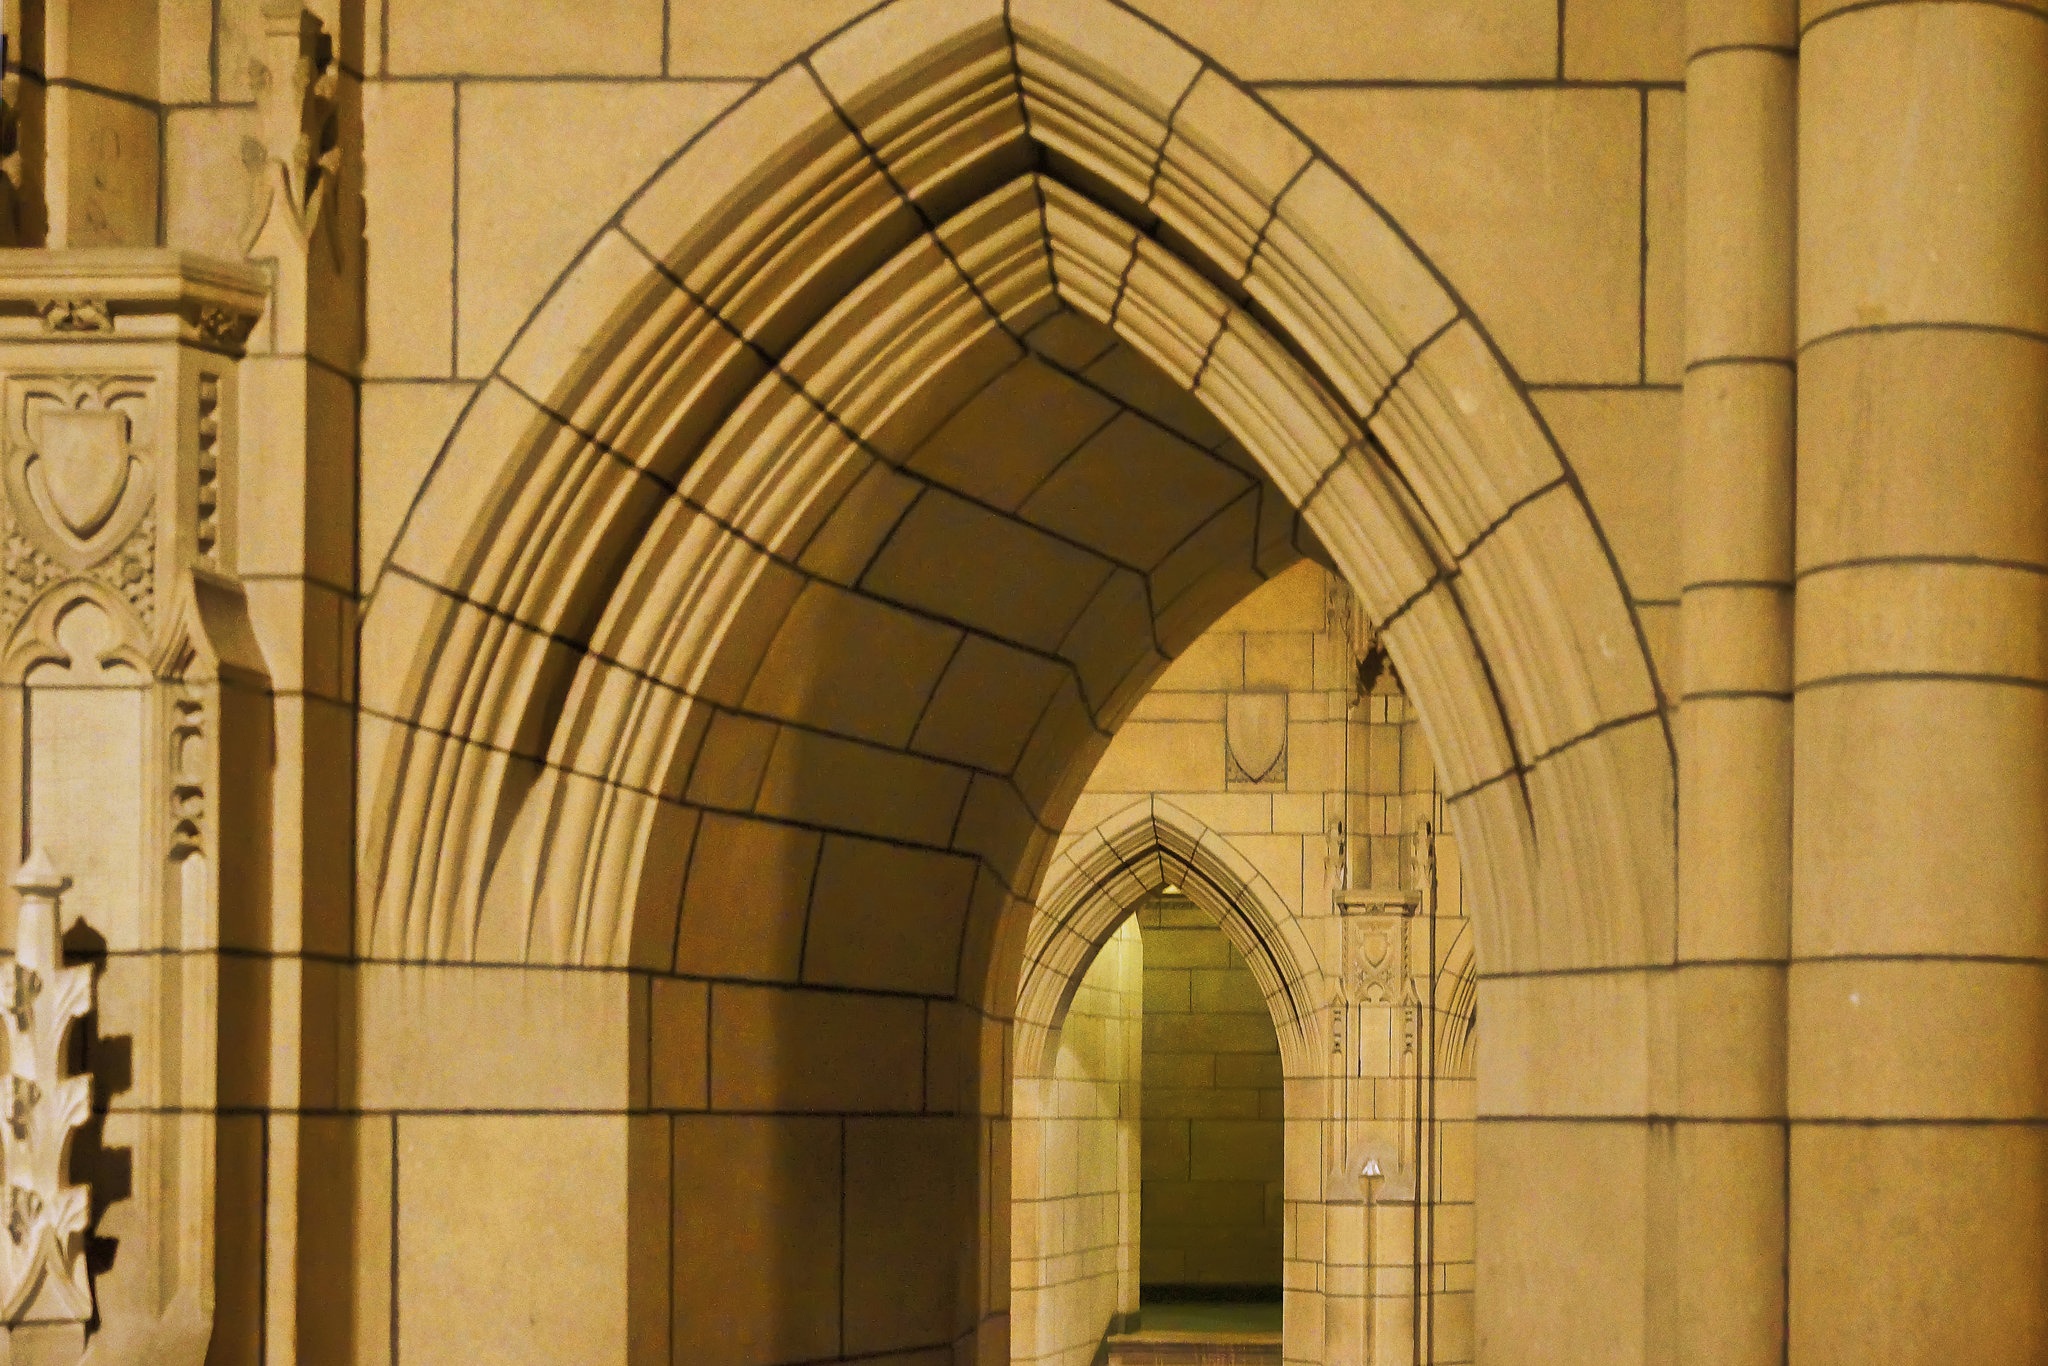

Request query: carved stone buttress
[{"left": 0, "top": 250, "right": 270, "bottom": 1363}]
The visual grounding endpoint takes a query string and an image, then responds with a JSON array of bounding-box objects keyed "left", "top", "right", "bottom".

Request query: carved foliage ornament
[
  {"left": 241, "top": 0, "right": 341, "bottom": 260},
  {"left": 1345, "top": 913, "right": 1409, "bottom": 1007},
  {"left": 1, "top": 850, "right": 94, "bottom": 1326},
  {"left": 35, "top": 301, "right": 112, "bottom": 336}
]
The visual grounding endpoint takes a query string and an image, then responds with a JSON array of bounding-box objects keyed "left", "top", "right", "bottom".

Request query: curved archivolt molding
[
  {"left": 1435, "top": 921, "right": 1477, "bottom": 1078},
  {"left": 359, "top": 0, "right": 1673, "bottom": 981},
  {"left": 1016, "top": 797, "right": 1321, "bottom": 1078}
]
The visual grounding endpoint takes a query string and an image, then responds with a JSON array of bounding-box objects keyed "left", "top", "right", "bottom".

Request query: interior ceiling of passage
[{"left": 734, "top": 308, "right": 1308, "bottom": 773}]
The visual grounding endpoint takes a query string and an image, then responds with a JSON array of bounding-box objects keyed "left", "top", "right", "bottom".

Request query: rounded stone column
[
  {"left": 1676, "top": 2, "right": 1797, "bottom": 1360},
  {"left": 1793, "top": 5, "right": 2048, "bottom": 1360}
]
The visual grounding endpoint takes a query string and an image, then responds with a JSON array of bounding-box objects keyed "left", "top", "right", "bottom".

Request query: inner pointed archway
[{"left": 1012, "top": 798, "right": 1313, "bottom": 1363}]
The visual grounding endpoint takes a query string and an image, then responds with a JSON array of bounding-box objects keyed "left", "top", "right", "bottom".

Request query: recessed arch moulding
[
  {"left": 357, "top": 0, "right": 1675, "bottom": 1360},
  {"left": 1018, "top": 795, "right": 1322, "bottom": 1081}
]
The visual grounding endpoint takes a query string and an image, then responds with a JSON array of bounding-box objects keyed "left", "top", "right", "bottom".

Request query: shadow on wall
[
  {"left": 1135, "top": 895, "right": 1284, "bottom": 1297},
  {"left": 666, "top": 577, "right": 981, "bottom": 1361}
]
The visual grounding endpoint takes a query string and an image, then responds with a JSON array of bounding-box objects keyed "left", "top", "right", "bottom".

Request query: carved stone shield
[
  {"left": 35, "top": 409, "right": 129, "bottom": 540},
  {"left": 1225, "top": 692, "right": 1288, "bottom": 786},
  {"left": 4, "top": 375, "right": 154, "bottom": 572}
]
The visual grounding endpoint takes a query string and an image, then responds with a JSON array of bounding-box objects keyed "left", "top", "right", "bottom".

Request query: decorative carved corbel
[
  {"left": 1, "top": 848, "right": 94, "bottom": 1329},
  {"left": 240, "top": 0, "right": 341, "bottom": 261},
  {"left": 34, "top": 301, "right": 110, "bottom": 336}
]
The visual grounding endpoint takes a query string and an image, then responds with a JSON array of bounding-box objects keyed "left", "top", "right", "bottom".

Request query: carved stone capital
[
  {"left": 0, "top": 251, "right": 269, "bottom": 354},
  {"left": 0, "top": 252, "right": 265, "bottom": 649}
]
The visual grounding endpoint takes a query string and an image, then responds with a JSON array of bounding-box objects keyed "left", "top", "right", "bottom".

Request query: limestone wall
[
  {"left": 1013, "top": 920, "right": 1142, "bottom": 1366},
  {"left": 1024, "top": 560, "right": 1476, "bottom": 1365},
  {"left": 0, "top": 1, "right": 1705, "bottom": 1363},
  {"left": 12, "top": 0, "right": 2039, "bottom": 1364},
  {"left": 1136, "top": 898, "right": 1285, "bottom": 1290}
]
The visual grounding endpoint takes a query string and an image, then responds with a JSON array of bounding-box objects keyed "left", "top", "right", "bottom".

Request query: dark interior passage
[{"left": 1136, "top": 891, "right": 1285, "bottom": 1319}]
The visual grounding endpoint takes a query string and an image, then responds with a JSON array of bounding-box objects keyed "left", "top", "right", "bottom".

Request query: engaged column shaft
[{"left": 1792, "top": 5, "right": 2048, "bottom": 1360}]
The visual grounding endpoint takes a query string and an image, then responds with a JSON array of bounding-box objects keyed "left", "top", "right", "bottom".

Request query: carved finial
[
  {"left": 1409, "top": 817, "right": 1434, "bottom": 898},
  {"left": 1325, "top": 810, "right": 1347, "bottom": 893},
  {"left": 9, "top": 847, "right": 66, "bottom": 898},
  {"left": 240, "top": 1, "right": 341, "bottom": 259},
  {"left": 1, "top": 847, "right": 94, "bottom": 1326}
]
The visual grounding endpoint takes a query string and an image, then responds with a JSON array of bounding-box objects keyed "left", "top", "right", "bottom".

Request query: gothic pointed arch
[
  {"left": 357, "top": 0, "right": 1674, "bottom": 994},
  {"left": 1017, "top": 796, "right": 1321, "bottom": 1077}
]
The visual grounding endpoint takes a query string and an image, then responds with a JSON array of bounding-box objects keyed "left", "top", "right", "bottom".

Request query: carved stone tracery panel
[{"left": 0, "top": 372, "right": 157, "bottom": 639}]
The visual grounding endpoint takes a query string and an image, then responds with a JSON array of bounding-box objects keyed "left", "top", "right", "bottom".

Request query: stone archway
[
  {"left": 353, "top": 1, "right": 1675, "bottom": 1360},
  {"left": 1018, "top": 796, "right": 1321, "bottom": 1077},
  {"left": 1012, "top": 797, "right": 1316, "bottom": 1363}
]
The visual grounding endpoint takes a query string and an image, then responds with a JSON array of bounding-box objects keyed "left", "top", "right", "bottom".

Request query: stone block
[
  {"left": 363, "top": 82, "right": 455, "bottom": 378},
  {"left": 744, "top": 580, "right": 963, "bottom": 746},
  {"left": 674, "top": 812, "right": 817, "bottom": 981},
  {"left": 671, "top": 0, "right": 878, "bottom": 75},
  {"left": 1793, "top": 682, "right": 2048, "bottom": 958},
  {"left": 360, "top": 381, "right": 476, "bottom": 582},
  {"left": 357, "top": 963, "right": 639, "bottom": 1111},
  {"left": 1153, "top": 631, "right": 1245, "bottom": 692},
  {"left": 1087, "top": 721, "right": 1224, "bottom": 794},
  {"left": 388, "top": 0, "right": 664, "bottom": 74},
  {"left": 164, "top": 105, "right": 257, "bottom": 263},
  {"left": 1477, "top": 1120, "right": 1648, "bottom": 1366},
  {"left": 754, "top": 725, "right": 972, "bottom": 845},
  {"left": 1794, "top": 562, "right": 2048, "bottom": 684},
  {"left": 1646, "top": 89, "right": 1685, "bottom": 383},
  {"left": 863, "top": 490, "right": 1114, "bottom": 654},
  {"left": 1243, "top": 631, "right": 1315, "bottom": 691},
  {"left": 1021, "top": 411, "right": 1250, "bottom": 571},
  {"left": 1129, "top": 0, "right": 1554, "bottom": 80},
  {"left": 1790, "top": 958, "right": 2048, "bottom": 1120},
  {"left": 1672, "top": 961, "right": 1786, "bottom": 1119},
  {"left": 681, "top": 709, "right": 780, "bottom": 811},
  {"left": 1190, "top": 968, "right": 1269, "bottom": 1015},
  {"left": 1797, "top": 330, "right": 2048, "bottom": 568},
  {"left": 51, "top": 90, "right": 158, "bottom": 247},
  {"left": 650, "top": 977, "right": 708, "bottom": 1111},
  {"left": 672, "top": 1115, "right": 842, "bottom": 1364},
  {"left": 710, "top": 982, "right": 925, "bottom": 1113},
  {"left": 1145, "top": 1088, "right": 1260, "bottom": 1120},
  {"left": 398, "top": 1115, "right": 632, "bottom": 1364},
  {"left": 1800, "top": 6, "right": 2048, "bottom": 341},
  {"left": 1477, "top": 969, "right": 1652, "bottom": 1118},
  {"left": 1790, "top": 1125, "right": 2048, "bottom": 1363},
  {"left": 1146, "top": 1011, "right": 1278, "bottom": 1057},
  {"left": 1564, "top": 0, "right": 1683, "bottom": 80},
  {"left": 845, "top": 1116, "right": 972, "bottom": 1353},
  {"left": 1272, "top": 87, "right": 1645, "bottom": 385},
  {"left": 456, "top": 81, "right": 745, "bottom": 375},
  {"left": 803, "top": 836, "right": 978, "bottom": 996},
  {"left": 1143, "top": 929, "right": 1231, "bottom": 972},
  {"left": 1188, "top": 1119, "right": 1283, "bottom": 1182},
  {"left": 1534, "top": 388, "right": 1682, "bottom": 603},
  {"left": 158, "top": 0, "right": 213, "bottom": 101}
]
